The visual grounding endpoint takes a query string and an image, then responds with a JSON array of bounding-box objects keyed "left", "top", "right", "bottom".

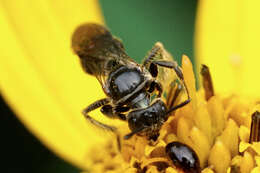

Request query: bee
[
  {"left": 71, "top": 23, "right": 190, "bottom": 143},
  {"left": 165, "top": 142, "right": 201, "bottom": 173}
]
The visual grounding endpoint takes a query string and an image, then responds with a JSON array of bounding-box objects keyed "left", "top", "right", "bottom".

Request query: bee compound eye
[{"left": 165, "top": 142, "right": 201, "bottom": 173}]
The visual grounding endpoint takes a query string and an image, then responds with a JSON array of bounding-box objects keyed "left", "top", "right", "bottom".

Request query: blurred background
[{"left": 0, "top": 0, "right": 197, "bottom": 172}]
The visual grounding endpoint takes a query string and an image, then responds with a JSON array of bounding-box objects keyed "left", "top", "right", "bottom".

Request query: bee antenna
[
  {"left": 166, "top": 98, "right": 191, "bottom": 115},
  {"left": 124, "top": 126, "right": 145, "bottom": 140}
]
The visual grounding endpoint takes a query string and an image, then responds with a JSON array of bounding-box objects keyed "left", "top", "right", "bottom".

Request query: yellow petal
[
  {"left": 226, "top": 167, "right": 231, "bottom": 173},
  {"left": 177, "top": 117, "right": 193, "bottom": 146},
  {"left": 239, "top": 125, "right": 250, "bottom": 142},
  {"left": 194, "top": 102, "right": 212, "bottom": 145},
  {"left": 240, "top": 151, "right": 254, "bottom": 173},
  {"left": 256, "top": 156, "right": 260, "bottom": 166},
  {"left": 201, "top": 168, "right": 214, "bottom": 173},
  {"left": 190, "top": 127, "right": 211, "bottom": 167},
  {"left": 165, "top": 167, "right": 179, "bottom": 173},
  {"left": 239, "top": 141, "right": 251, "bottom": 153},
  {"left": 208, "top": 140, "right": 231, "bottom": 173},
  {"left": 231, "top": 155, "right": 242, "bottom": 167},
  {"left": 146, "top": 166, "right": 159, "bottom": 173},
  {"left": 218, "top": 119, "right": 239, "bottom": 157},
  {"left": 145, "top": 140, "right": 166, "bottom": 157},
  {"left": 165, "top": 133, "right": 178, "bottom": 144},
  {"left": 251, "top": 167, "right": 260, "bottom": 173},
  {"left": 207, "top": 96, "right": 225, "bottom": 138},
  {"left": 228, "top": 98, "right": 251, "bottom": 127},
  {"left": 0, "top": 0, "right": 105, "bottom": 169},
  {"left": 182, "top": 54, "right": 197, "bottom": 110},
  {"left": 195, "top": 1, "right": 260, "bottom": 97},
  {"left": 251, "top": 142, "right": 260, "bottom": 155}
]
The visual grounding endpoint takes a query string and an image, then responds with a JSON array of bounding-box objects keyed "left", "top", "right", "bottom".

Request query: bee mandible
[{"left": 71, "top": 23, "right": 191, "bottom": 143}]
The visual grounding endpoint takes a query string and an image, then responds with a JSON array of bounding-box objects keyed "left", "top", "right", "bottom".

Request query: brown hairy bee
[{"left": 71, "top": 23, "right": 190, "bottom": 143}]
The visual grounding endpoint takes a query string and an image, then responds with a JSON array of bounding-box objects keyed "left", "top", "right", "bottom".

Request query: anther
[
  {"left": 201, "top": 64, "right": 214, "bottom": 101},
  {"left": 249, "top": 111, "right": 260, "bottom": 143}
]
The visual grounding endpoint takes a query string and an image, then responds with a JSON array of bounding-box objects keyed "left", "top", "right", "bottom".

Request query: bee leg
[
  {"left": 114, "top": 105, "right": 129, "bottom": 120},
  {"left": 82, "top": 98, "right": 122, "bottom": 150},
  {"left": 101, "top": 104, "right": 128, "bottom": 121},
  {"left": 148, "top": 63, "right": 158, "bottom": 77},
  {"left": 143, "top": 45, "right": 190, "bottom": 107},
  {"left": 124, "top": 126, "right": 145, "bottom": 140},
  {"left": 143, "top": 44, "right": 161, "bottom": 68},
  {"left": 148, "top": 80, "right": 162, "bottom": 97},
  {"left": 166, "top": 80, "right": 183, "bottom": 109},
  {"left": 150, "top": 60, "right": 191, "bottom": 114},
  {"left": 143, "top": 49, "right": 159, "bottom": 77}
]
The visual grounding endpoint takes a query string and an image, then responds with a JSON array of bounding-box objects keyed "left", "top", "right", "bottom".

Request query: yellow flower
[
  {"left": 1, "top": 1, "right": 260, "bottom": 173},
  {"left": 81, "top": 56, "right": 259, "bottom": 173}
]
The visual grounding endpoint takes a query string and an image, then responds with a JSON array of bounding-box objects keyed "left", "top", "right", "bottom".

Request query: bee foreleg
[
  {"left": 101, "top": 104, "right": 128, "bottom": 121},
  {"left": 82, "top": 98, "right": 122, "bottom": 150},
  {"left": 82, "top": 98, "right": 116, "bottom": 131}
]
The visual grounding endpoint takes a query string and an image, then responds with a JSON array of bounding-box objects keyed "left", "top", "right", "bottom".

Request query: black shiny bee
[
  {"left": 71, "top": 23, "right": 190, "bottom": 142},
  {"left": 166, "top": 142, "right": 201, "bottom": 173}
]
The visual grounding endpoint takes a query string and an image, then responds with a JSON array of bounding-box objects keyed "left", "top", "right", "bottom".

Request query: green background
[
  {"left": 101, "top": 0, "right": 197, "bottom": 65},
  {"left": 0, "top": 1, "right": 197, "bottom": 172}
]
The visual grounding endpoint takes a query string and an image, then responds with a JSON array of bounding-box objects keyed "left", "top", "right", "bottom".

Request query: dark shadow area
[{"left": 0, "top": 94, "right": 79, "bottom": 173}]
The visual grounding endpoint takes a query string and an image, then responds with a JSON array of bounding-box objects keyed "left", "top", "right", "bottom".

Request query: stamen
[
  {"left": 249, "top": 111, "right": 260, "bottom": 143},
  {"left": 201, "top": 64, "right": 214, "bottom": 101}
]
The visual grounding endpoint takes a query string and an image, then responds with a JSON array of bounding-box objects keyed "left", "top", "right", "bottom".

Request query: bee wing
[
  {"left": 143, "top": 42, "right": 182, "bottom": 107},
  {"left": 72, "top": 23, "right": 133, "bottom": 92}
]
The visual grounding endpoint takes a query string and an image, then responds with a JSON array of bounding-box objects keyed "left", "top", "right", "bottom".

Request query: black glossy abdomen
[
  {"left": 165, "top": 142, "right": 201, "bottom": 173},
  {"left": 109, "top": 67, "right": 144, "bottom": 100}
]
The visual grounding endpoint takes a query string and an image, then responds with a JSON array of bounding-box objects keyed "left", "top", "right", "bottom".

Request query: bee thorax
[{"left": 130, "top": 92, "right": 150, "bottom": 109}]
